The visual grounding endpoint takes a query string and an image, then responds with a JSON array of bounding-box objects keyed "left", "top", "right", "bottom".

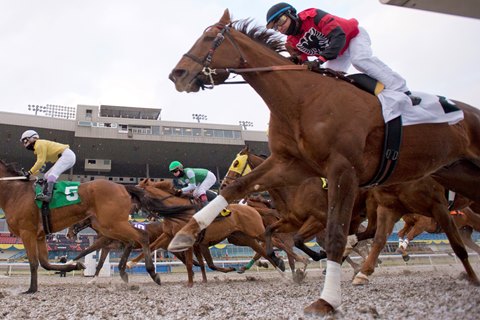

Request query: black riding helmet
[{"left": 266, "top": 2, "right": 301, "bottom": 35}]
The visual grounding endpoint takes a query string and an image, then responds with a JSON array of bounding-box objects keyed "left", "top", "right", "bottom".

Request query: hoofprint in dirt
[{"left": 0, "top": 264, "right": 479, "bottom": 320}]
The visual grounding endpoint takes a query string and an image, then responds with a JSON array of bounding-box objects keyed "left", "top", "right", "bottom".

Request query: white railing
[{"left": 1, "top": 252, "right": 478, "bottom": 277}]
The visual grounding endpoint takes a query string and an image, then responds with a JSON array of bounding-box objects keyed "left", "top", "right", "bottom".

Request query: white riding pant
[
  {"left": 45, "top": 148, "right": 76, "bottom": 181},
  {"left": 325, "top": 27, "right": 412, "bottom": 121},
  {"left": 193, "top": 171, "right": 217, "bottom": 198}
]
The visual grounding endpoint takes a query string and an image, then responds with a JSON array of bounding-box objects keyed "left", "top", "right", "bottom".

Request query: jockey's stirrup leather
[
  {"left": 36, "top": 181, "right": 54, "bottom": 202},
  {"left": 405, "top": 91, "right": 422, "bottom": 106}
]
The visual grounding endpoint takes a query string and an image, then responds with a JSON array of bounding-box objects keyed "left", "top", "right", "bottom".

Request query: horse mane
[
  {"left": 232, "top": 19, "right": 286, "bottom": 54},
  {"left": 152, "top": 180, "right": 175, "bottom": 192},
  {"left": 124, "top": 185, "right": 194, "bottom": 219},
  {"left": 0, "top": 159, "right": 22, "bottom": 176}
]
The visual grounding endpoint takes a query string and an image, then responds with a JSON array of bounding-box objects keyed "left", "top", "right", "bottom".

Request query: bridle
[
  {"left": 182, "top": 23, "right": 308, "bottom": 89},
  {"left": 221, "top": 153, "right": 254, "bottom": 186}
]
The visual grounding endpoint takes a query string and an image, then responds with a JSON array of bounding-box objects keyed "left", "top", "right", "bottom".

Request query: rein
[
  {"left": 182, "top": 23, "right": 311, "bottom": 89},
  {"left": 0, "top": 176, "right": 28, "bottom": 181}
]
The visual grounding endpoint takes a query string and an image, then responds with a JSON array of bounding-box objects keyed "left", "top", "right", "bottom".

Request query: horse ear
[{"left": 220, "top": 9, "right": 231, "bottom": 25}]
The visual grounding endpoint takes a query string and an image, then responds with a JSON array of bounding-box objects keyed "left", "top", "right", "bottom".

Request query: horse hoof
[
  {"left": 293, "top": 269, "right": 306, "bottom": 284},
  {"left": 77, "top": 262, "right": 86, "bottom": 270},
  {"left": 22, "top": 288, "right": 37, "bottom": 294},
  {"left": 352, "top": 272, "right": 369, "bottom": 286},
  {"left": 277, "top": 259, "right": 286, "bottom": 272},
  {"left": 402, "top": 254, "right": 410, "bottom": 262},
  {"left": 304, "top": 299, "right": 335, "bottom": 315},
  {"left": 154, "top": 273, "right": 161, "bottom": 285},
  {"left": 120, "top": 273, "right": 129, "bottom": 283},
  {"left": 126, "top": 261, "right": 136, "bottom": 269},
  {"left": 237, "top": 267, "right": 246, "bottom": 274},
  {"left": 168, "top": 234, "right": 195, "bottom": 252}
]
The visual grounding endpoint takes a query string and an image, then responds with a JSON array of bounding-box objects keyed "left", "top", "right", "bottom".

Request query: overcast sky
[{"left": 1, "top": 0, "right": 479, "bottom": 130}]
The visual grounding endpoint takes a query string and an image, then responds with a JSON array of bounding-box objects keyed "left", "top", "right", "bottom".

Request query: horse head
[
  {"left": 220, "top": 146, "right": 266, "bottom": 190},
  {"left": 169, "top": 9, "right": 286, "bottom": 92}
]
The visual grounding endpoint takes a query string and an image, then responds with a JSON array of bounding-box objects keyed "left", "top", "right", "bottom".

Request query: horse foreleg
[
  {"left": 199, "top": 244, "right": 235, "bottom": 273},
  {"left": 229, "top": 233, "right": 287, "bottom": 275},
  {"left": 305, "top": 166, "right": 358, "bottom": 315},
  {"left": 185, "top": 248, "right": 194, "bottom": 287},
  {"left": 294, "top": 217, "right": 327, "bottom": 261},
  {"left": 459, "top": 226, "right": 480, "bottom": 256},
  {"left": 19, "top": 230, "right": 40, "bottom": 293},
  {"left": 353, "top": 205, "right": 400, "bottom": 286},
  {"left": 127, "top": 233, "right": 169, "bottom": 268},
  {"left": 193, "top": 245, "right": 208, "bottom": 283},
  {"left": 431, "top": 204, "right": 480, "bottom": 285},
  {"left": 94, "top": 246, "right": 112, "bottom": 277},
  {"left": 237, "top": 252, "right": 262, "bottom": 274}
]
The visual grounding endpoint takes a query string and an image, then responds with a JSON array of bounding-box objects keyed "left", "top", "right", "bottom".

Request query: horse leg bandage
[
  {"left": 193, "top": 195, "right": 228, "bottom": 229},
  {"left": 320, "top": 260, "right": 342, "bottom": 309}
]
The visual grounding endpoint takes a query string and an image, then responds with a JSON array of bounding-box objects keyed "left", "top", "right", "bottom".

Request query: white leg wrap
[
  {"left": 320, "top": 260, "right": 342, "bottom": 309},
  {"left": 192, "top": 195, "right": 228, "bottom": 230}
]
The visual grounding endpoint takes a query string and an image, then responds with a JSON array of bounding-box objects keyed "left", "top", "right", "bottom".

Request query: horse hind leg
[
  {"left": 36, "top": 235, "right": 85, "bottom": 275},
  {"left": 118, "top": 244, "right": 133, "bottom": 283},
  {"left": 112, "top": 223, "right": 161, "bottom": 285}
]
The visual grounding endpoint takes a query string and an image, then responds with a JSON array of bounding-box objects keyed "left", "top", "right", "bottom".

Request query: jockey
[
  {"left": 20, "top": 130, "right": 76, "bottom": 202},
  {"left": 168, "top": 161, "right": 217, "bottom": 207},
  {"left": 266, "top": 3, "right": 422, "bottom": 111}
]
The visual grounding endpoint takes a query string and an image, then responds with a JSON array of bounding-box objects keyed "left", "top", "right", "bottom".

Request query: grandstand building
[{"left": 0, "top": 104, "right": 269, "bottom": 183}]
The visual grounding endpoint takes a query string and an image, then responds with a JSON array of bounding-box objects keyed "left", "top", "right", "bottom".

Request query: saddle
[
  {"left": 34, "top": 180, "right": 81, "bottom": 235},
  {"left": 309, "top": 69, "right": 403, "bottom": 187}
]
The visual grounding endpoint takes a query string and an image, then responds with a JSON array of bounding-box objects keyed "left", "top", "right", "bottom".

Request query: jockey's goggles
[{"left": 268, "top": 14, "right": 288, "bottom": 31}]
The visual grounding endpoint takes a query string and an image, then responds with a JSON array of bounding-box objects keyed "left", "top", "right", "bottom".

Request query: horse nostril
[{"left": 169, "top": 69, "right": 187, "bottom": 83}]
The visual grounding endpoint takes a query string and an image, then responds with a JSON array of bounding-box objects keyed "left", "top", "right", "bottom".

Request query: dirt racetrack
[{"left": 1, "top": 263, "right": 479, "bottom": 320}]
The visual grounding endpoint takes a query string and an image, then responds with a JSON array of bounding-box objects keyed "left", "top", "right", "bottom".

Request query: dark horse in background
[
  {"left": 167, "top": 10, "right": 480, "bottom": 315},
  {"left": 0, "top": 160, "right": 191, "bottom": 293}
]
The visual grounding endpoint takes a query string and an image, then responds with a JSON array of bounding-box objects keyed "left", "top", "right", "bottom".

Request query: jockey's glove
[
  {"left": 289, "top": 56, "right": 301, "bottom": 65},
  {"left": 21, "top": 168, "right": 32, "bottom": 180},
  {"left": 173, "top": 188, "right": 183, "bottom": 196},
  {"left": 303, "top": 59, "right": 324, "bottom": 71}
]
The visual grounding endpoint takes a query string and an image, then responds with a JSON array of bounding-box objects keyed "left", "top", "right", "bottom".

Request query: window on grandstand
[
  {"left": 163, "top": 127, "right": 173, "bottom": 135},
  {"left": 205, "top": 129, "right": 241, "bottom": 139},
  {"left": 119, "top": 124, "right": 128, "bottom": 133},
  {"left": 131, "top": 126, "right": 152, "bottom": 135}
]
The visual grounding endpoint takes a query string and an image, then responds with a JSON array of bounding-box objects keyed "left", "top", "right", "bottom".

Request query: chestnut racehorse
[
  {"left": 67, "top": 218, "right": 194, "bottom": 282},
  {"left": 126, "top": 179, "right": 286, "bottom": 286},
  {"left": 396, "top": 207, "right": 480, "bottom": 261},
  {"left": 0, "top": 160, "right": 191, "bottom": 293},
  {"left": 168, "top": 10, "right": 480, "bottom": 315},
  {"left": 350, "top": 177, "right": 476, "bottom": 286}
]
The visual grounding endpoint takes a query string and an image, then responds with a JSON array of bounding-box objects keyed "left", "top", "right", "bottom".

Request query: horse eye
[{"left": 233, "top": 160, "right": 239, "bottom": 167}]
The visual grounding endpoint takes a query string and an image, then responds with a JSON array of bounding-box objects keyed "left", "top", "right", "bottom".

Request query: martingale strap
[{"left": 361, "top": 116, "right": 403, "bottom": 187}]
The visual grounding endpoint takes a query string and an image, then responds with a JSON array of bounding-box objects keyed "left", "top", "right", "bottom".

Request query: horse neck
[
  {"left": 0, "top": 180, "right": 33, "bottom": 215},
  {"left": 231, "top": 30, "right": 326, "bottom": 120}
]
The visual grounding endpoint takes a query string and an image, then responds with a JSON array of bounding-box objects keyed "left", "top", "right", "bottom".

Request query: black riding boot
[{"left": 36, "top": 181, "right": 54, "bottom": 202}]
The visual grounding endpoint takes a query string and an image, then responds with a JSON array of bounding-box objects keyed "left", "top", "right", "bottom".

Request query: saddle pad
[
  {"left": 400, "top": 92, "right": 464, "bottom": 126},
  {"left": 35, "top": 181, "right": 82, "bottom": 209}
]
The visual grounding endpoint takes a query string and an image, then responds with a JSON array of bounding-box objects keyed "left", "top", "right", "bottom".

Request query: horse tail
[{"left": 124, "top": 185, "right": 194, "bottom": 218}]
